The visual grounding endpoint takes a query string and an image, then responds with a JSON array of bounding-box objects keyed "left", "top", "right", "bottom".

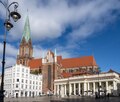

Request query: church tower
[
  {"left": 42, "top": 50, "right": 60, "bottom": 94},
  {"left": 17, "top": 16, "right": 33, "bottom": 66}
]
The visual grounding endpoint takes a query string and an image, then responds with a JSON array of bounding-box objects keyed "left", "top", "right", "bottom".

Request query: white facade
[
  {"left": 54, "top": 72, "right": 120, "bottom": 97},
  {"left": 4, "top": 64, "right": 42, "bottom": 98}
]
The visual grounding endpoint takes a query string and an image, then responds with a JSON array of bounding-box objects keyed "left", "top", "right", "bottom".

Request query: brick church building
[{"left": 17, "top": 16, "right": 99, "bottom": 94}]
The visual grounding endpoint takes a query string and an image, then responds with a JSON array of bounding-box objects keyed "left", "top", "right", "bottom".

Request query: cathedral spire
[
  {"left": 17, "top": 15, "right": 33, "bottom": 66},
  {"left": 22, "top": 15, "right": 31, "bottom": 43}
]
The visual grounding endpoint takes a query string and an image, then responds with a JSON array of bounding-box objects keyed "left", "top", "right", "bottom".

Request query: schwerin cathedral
[{"left": 15, "top": 16, "right": 120, "bottom": 97}]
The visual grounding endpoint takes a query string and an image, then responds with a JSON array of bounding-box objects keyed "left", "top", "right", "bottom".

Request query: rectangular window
[
  {"left": 22, "top": 74, "right": 24, "bottom": 77},
  {"left": 26, "top": 69, "right": 28, "bottom": 73},
  {"left": 21, "top": 84, "right": 24, "bottom": 88},
  {"left": 39, "top": 82, "right": 41, "bottom": 85},
  {"left": 17, "top": 68, "right": 19, "bottom": 72},
  {"left": 13, "top": 79, "right": 15, "bottom": 82},
  {"left": 22, "top": 79, "right": 24, "bottom": 83},
  {"left": 22, "top": 68, "right": 24, "bottom": 72},
  {"left": 17, "top": 79, "right": 19, "bottom": 82},
  {"left": 17, "top": 73, "right": 19, "bottom": 77},
  {"left": 16, "top": 84, "right": 18, "bottom": 88}
]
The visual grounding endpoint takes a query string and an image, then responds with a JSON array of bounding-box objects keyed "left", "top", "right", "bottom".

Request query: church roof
[
  {"left": 22, "top": 16, "right": 31, "bottom": 42},
  {"left": 61, "top": 56, "right": 97, "bottom": 68},
  {"left": 28, "top": 58, "right": 42, "bottom": 69},
  {"left": 28, "top": 55, "right": 97, "bottom": 70}
]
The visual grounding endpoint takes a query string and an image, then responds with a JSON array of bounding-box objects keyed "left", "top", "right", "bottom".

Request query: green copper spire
[{"left": 22, "top": 16, "right": 31, "bottom": 42}]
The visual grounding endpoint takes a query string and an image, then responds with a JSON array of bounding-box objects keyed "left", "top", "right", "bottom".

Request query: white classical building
[
  {"left": 54, "top": 71, "right": 120, "bottom": 97},
  {"left": 4, "top": 64, "right": 42, "bottom": 98}
]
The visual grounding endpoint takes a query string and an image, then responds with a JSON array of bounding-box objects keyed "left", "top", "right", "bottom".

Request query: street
[{"left": 4, "top": 96, "right": 120, "bottom": 102}]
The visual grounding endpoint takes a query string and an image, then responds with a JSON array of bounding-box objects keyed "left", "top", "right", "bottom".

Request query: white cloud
[
  {"left": 0, "top": 43, "right": 17, "bottom": 71},
  {"left": 33, "top": 45, "right": 47, "bottom": 58},
  {"left": 33, "top": 45, "right": 72, "bottom": 58},
  {"left": 0, "top": 0, "right": 119, "bottom": 43},
  {"left": 0, "top": 43, "right": 18, "bottom": 57},
  {"left": 5, "top": 57, "right": 16, "bottom": 67},
  {"left": 0, "top": 57, "right": 16, "bottom": 72},
  {"left": 69, "top": 0, "right": 120, "bottom": 41},
  {"left": 57, "top": 50, "right": 71, "bottom": 58}
]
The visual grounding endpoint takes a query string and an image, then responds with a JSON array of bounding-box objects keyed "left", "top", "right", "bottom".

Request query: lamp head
[
  {"left": 10, "top": 11, "right": 21, "bottom": 22},
  {"left": 4, "top": 20, "right": 13, "bottom": 31}
]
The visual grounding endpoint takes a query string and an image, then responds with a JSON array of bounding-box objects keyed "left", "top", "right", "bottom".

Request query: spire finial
[
  {"left": 27, "top": 9, "right": 29, "bottom": 15},
  {"left": 55, "top": 49, "right": 57, "bottom": 56}
]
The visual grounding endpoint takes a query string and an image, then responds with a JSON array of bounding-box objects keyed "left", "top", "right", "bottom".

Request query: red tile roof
[
  {"left": 61, "top": 72, "right": 72, "bottom": 78},
  {"left": 61, "top": 56, "right": 97, "bottom": 68},
  {"left": 57, "top": 56, "right": 62, "bottom": 64},
  {"left": 61, "top": 71, "right": 88, "bottom": 78},
  {"left": 28, "top": 58, "right": 42, "bottom": 69},
  {"left": 28, "top": 56, "right": 97, "bottom": 70},
  {"left": 61, "top": 71, "right": 89, "bottom": 78}
]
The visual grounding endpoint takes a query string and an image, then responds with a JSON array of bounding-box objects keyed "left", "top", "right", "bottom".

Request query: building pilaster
[
  {"left": 69, "top": 83, "right": 72, "bottom": 95},
  {"left": 74, "top": 83, "right": 76, "bottom": 95},
  {"left": 78, "top": 83, "right": 81, "bottom": 95},
  {"left": 93, "top": 82, "right": 95, "bottom": 95},
  {"left": 106, "top": 81, "right": 108, "bottom": 94},
  {"left": 84, "top": 82, "right": 87, "bottom": 96}
]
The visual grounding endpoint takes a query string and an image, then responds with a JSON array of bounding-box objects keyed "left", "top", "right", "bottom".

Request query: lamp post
[{"left": 0, "top": 0, "right": 21, "bottom": 102}]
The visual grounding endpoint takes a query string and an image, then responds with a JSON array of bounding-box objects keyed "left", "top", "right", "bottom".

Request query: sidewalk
[{"left": 4, "top": 95, "right": 120, "bottom": 102}]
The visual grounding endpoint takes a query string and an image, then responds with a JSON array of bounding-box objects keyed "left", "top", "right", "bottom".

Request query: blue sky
[{"left": 0, "top": 0, "right": 120, "bottom": 73}]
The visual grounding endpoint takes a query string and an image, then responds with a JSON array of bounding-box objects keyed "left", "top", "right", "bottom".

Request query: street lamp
[{"left": 0, "top": 0, "right": 21, "bottom": 102}]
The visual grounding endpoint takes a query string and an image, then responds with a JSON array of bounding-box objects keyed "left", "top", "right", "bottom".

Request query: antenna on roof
[
  {"left": 27, "top": 9, "right": 29, "bottom": 15},
  {"left": 17, "top": 49, "right": 19, "bottom": 55}
]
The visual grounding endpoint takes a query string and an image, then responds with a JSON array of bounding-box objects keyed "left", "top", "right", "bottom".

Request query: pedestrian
[
  {"left": 107, "top": 93, "right": 110, "bottom": 99},
  {"left": 95, "top": 92, "right": 98, "bottom": 99},
  {"left": 47, "top": 90, "right": 49, "bottom": 96}
]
